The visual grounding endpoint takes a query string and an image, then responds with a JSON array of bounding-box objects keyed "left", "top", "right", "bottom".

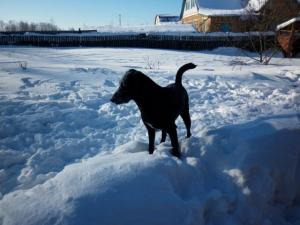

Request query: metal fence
[{"left": 0, "top": 33, "right": 273, "bottom": 51}]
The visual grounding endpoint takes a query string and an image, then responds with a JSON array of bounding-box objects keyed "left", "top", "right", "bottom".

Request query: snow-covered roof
[
  {"left": 247, "top": 0, "right": 268, "bottom": 11},
  {"left": 94, "top": 24, "right": 196, "bottom": 35},
  {"left": 196, "top": 0, "right": 244, "bottom": 10},
  {"left": 156, "top": 14, "right": 180, "bottom": 19},
  {"left": 181, "top": 0, "right": 269, "bottom": 17},
  {"left": 156, "top": 15, "right": 180, "bottom": 23},
  {"left": 276, "top": 17, "right": 300, "bottom": 31}
]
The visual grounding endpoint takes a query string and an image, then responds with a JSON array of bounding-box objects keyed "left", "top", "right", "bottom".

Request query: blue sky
[{"left": 0, "top": 0, "right": 183, "bottom": 29}]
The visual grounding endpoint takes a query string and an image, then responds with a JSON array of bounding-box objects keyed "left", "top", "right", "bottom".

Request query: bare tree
[
  {"left": 0, "top": 20, "right": 5, "bottom": 31},
  {"left": 5, "top": 20, "right": 18, "bottom": 32},
  {"left": 243, "top": 0, "right": 298, "bottom": 64},
  {"left": 18, "top": 21, "right": 30, "bottom": 32},
  {"left": 0, "top": 20, "right": 60, "bottom": 32},
  {"left": 29, "top": 22, "right": 37, "bottom": 31},
  {"left": 37, "top": 22, "right": 59, "bottom": 31}
]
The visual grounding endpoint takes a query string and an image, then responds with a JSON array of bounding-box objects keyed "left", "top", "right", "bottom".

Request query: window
[{"left": 220, "top": 23, "right": 231, "bottom": 32}]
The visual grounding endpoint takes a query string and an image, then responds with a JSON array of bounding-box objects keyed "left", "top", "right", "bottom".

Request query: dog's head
[{"left": 111, "top": 69, "right": 138, "bottom": 105}]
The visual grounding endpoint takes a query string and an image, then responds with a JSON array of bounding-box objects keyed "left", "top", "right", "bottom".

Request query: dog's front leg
[
  {"left": 145, "top": 124, "right": 156, "bottom": 154},
  {"left": 166, "top": 125, "right": 181, "bottom": 158}
]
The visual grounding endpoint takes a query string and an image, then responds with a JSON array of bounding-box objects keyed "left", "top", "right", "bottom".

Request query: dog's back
[{"left": 137, "top": 63, "right": 196, "bottom": 129}]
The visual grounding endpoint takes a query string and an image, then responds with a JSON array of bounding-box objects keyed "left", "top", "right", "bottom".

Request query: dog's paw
[
  {"left": 186, "top": 133, "right": 192, "bottom": 139},
  {"left": 171, "top": 150, "right": 181, "bottom": 159},
  {"left": 148, "top": 149, "right": 155, "bottom": 155}
]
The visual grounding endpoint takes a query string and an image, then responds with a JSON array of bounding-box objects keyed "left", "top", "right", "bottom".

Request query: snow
[
  {"left": 196, "top": 0, "right": 243, "bottom": 10},
  {"left": 276, "top": 17, "right": 300, "bottom": 31},
  {"left": 247, "top": 0, "right": 268, "bottom": 11},
  {"left": 183, "top": 0, "right": 268, "bottom": 16},
  {"left": 0, "top": 47, "right": 300, "bottom": 225},
  {"left": 196, "top": 0, "right": 268, "bottom": 11},
  {"left": 195, "top": 8, "right": 245, "bottom": 16},
  {"left": 95, "top": 24, "right": 196, "bottom": 35},
  {"left": 155, "top": 15, "right": 180, "bottom": 25}
]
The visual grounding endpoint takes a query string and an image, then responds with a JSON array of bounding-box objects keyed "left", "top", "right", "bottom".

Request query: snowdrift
[
  {"left": 1, "top": 114, "right": 299, "bottom": 225},
  {"left": 0, "top": 47, "right": 299, "bottom": 225}
]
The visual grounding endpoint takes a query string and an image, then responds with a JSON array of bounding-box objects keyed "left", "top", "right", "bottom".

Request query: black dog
[{"left": 111, "top": 63, "right": 196, "bottom": 158}]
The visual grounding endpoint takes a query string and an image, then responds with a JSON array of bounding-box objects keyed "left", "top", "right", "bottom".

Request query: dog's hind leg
[
  {"left": 160, "top": 130, "right": 167, "bottom": 143},
  {"left": 181, "top": 102, "right": 192, "bottom": 138},
  {"left": 145, "top": 124, "right": 156, "bottom": 154},
  {"left": 166, "top": 125, "right": 181, "bottom": 158}
]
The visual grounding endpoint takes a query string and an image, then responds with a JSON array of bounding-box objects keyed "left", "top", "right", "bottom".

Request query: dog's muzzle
[
  {"left": 110, "top": 89, "right": 131, "bottom": 104},
  {"left": 110, "top": 96, "right": 119, "bottom": 104},
  {"left": 110, "top": 95, "right": 125, "bottom": 105}
]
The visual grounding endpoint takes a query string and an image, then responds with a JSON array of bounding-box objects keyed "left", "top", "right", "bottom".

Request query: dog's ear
[
  {"left": 128, "top": 69, "right": 137, "bottom": 73},
  {"left": 122, "top": 69, "right": 140, "bottom": 86}
]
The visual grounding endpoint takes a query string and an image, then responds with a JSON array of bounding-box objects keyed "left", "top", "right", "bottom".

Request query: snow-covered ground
[
  {"left": 94, "top": 23, "right": 196, "bottom": 34},
  {"left": 0, "top": 47, "right": 299, "bottom": 225}
]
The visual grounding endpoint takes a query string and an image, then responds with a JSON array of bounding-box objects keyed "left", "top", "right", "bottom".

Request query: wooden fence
[{"left": 0, "top": 33, "right": 274, "bottom": 51}]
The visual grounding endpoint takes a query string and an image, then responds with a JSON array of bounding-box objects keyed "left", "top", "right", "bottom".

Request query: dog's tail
[{"left": 175, "top": 63, "right": 197, "bottom": 85}]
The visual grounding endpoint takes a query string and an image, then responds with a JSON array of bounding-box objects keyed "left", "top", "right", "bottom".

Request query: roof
[
  {"left": 276, "top": 17, "right": 300, "bottom": 31},
  {"left": 156, "top": 15, "right": 180, "bottom": 21},
  {"left": 156, "top": 14, "right": 180, "bottom": 18},
  {"left": 196, "top": 0, "right": 245, "bottom": 10},
  {"left": 155, "top": 14, "right": 180, "bottom": 25},
  {"left": 180, "top": 0, "right": 269, "bottom": 17},
  {"left": 247, "top": 0, "right": 268, "bottom": 11}
]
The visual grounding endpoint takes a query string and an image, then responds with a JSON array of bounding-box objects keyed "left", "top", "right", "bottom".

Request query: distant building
[
  {"left": 155, "top": 14, "right": 180, "bottom": 25},
  {"left": 180, "top": 0, "right": 300, "bottom": 32}
]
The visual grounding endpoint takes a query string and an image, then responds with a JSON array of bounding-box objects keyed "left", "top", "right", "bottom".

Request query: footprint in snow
[
  {"left": 252, "top": 73, "right": 273, "bottom": 81},
  {"left": 72, "top": 67, "right": 118, "bottom": 75},
  {"left": 104, "top": 80, "right": 116, "bottom": 87},
  {"left": 20, "top": 78, "right": 42, "bottom": 89}
]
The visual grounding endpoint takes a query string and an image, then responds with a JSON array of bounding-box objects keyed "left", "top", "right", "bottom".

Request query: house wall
[
  {"left": 182, "top": 14, "right": 210, "bottom": 32},
  {"left": 181, "top": 0, "right": 300, "bottom": 33},
  {"left": 209, "top": 16, "right": 245, "bottom": 32},
  {"left": 277, "top": 21, "right": 300, "bottom": 57},
  {"left": 182, "top": 14, "right": 245, "bottom": 32},
  {"left": 154, "top": 16, "right": 160, "bottom": 25}
]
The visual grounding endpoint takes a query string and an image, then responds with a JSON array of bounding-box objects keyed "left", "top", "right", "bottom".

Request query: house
[
  {"left": 155, "top": 15, "right": 180, "bottom": 25},
  {"left": 276, "top": 17, "right": 300, "bottom": 57},
  {"left": 180, "top": 0, "right": 300, "bottom": 32}
]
